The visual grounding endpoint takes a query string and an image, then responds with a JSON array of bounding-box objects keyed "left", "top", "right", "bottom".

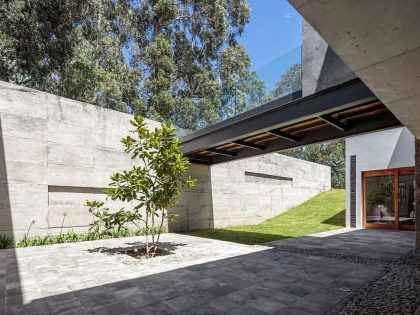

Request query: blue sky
[
  {"left": 239, "top": 0, "right": 302, "bottom": 71},
  {"left": 238, "top": 0, "right": 302, "bottom": 91}
]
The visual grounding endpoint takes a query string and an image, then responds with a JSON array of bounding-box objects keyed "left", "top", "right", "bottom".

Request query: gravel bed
[
  {"left": 273, "top": 245, "right": 395, "bottom": 267},
  {"left": 327, "top": 250, "right": 420, "bottom": 315},
  {"left": 273, "top": 245, "right": 420, "bottom": 314}
]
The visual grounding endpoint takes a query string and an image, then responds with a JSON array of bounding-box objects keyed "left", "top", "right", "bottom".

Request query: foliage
[
  {"left": 282, "top": 139, "right": 345, "bottom": 189},
  {"left": 0, "top": 0, "right": 140, "bottom": 112},
  {"left": 185, "top": 189, "right": 345, "bottom": 245},
  {"left": 86, "top": 116, "right": 194, "bottom": 257},
  {"left": 366, "top": 177, "right": 394, "bottom": 209},
  {"left": 0, "top": 227, "right": 164, "bottom": 249},
  {"left": 265, "top": 63, "right": 301, "bottom": 101},
  {"left": 0, "top": 234, "right": 13, "bottom": 249},
  {"left": 0, "top": 0, "right": 261, "bottom": 129}
]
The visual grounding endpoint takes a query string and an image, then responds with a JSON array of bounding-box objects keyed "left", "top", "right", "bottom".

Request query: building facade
[{"left": 346, "top": 128, "right": 415, "bottom": 230}]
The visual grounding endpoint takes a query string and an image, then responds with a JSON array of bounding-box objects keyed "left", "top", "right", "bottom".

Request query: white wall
[{"left": 345, "top": 127, "right": 415, "bottom": 228}]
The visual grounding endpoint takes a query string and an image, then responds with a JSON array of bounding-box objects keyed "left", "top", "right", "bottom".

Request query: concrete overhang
[{"left": 289, "top": 0, "right": 420, "bottom": 137}]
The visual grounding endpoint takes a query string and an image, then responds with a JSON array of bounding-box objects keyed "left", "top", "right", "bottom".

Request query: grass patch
[{"left": 183, "top": 189, "right": 345, "bottom": 245}]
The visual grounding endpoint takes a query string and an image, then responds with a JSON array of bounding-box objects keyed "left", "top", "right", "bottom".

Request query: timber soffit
[{"left": 181, "top": 78, "right": 402, "bottom": 165}]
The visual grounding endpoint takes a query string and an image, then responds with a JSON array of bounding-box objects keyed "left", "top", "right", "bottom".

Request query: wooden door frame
[{"left": 362, "top": 166, "right": 415, "bottom": 231}]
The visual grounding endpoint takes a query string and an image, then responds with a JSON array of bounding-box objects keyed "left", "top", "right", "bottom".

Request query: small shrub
[
  {"left": 86, "top": 116, "right": 194, "bottom": 258},
  {"left": 0, "top": 234, "right": 13, "bottom": 249},
  {"left": 13, "top": 227, "right": 164, "bottom": 248}
]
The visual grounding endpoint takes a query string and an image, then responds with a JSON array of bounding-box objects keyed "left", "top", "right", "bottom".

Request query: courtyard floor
[{"left": 1, "top": 229, "right": 418, "bottom": 314}]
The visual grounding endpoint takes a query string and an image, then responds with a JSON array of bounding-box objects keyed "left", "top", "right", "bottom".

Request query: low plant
[
  {"left": 86, "top": 116, "right": 194, "bottom": 258},
  {"left": 0, "top": 234, "right": 13, "bottom": 249},
  {"left": 12, "top": 227, "right": 164, "bottom": 248}
]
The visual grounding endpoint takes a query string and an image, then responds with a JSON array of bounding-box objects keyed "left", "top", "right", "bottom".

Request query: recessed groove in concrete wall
[
  {"left": 244, "top": 171, "right": 293, "bottom": 186},
  {"left": 48, "top": 185, "right": 106, "bottom": 194}
]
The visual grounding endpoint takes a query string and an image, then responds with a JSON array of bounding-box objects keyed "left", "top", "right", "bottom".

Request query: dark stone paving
[{"left": 0, "top": 229, "right": 417, "bottom": 314}]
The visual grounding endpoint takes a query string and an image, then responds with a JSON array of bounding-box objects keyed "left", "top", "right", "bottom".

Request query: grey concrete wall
[
  {"left": 171, "top": 153, "right": 331, "bottom": 231},
  {"left": 0, "top": 80, "right": 331, "bottom": 239},
  {"left": 0, "top": 81, "right": 160, "bottom": 239},
  {"left": 345, "top": 127, "right": 415, "bottom": 228},
  {"left": 302, "top": 19, "right": 357, "bottom": 96}
]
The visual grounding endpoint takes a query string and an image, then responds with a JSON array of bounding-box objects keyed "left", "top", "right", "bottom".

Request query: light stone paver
[{"left": 0, "top": 229, "right": 416, "bottom": 314}]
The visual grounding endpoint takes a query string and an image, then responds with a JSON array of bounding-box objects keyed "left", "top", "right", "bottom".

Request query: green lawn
[{"left": 183, "top": 189, "right": 345, "bottom": 245}]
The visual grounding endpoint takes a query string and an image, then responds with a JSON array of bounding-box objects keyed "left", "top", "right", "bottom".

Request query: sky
[
  {"left": 239, "top": 0, "right": 302, "bottom": 70},
  {"left": 238, "top": 0, "right": 302, "bottom": 90}
]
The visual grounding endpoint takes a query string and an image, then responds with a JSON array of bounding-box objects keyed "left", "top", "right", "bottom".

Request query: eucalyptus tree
[
  {"left": 122, "top": 0, "right": 260, "bottom": 129},
  {"left": 0, "top": 0, "right": 260, "bottom": 128},
  {"left": 0, "top": 0, "right": 140, "bottom": 111}
]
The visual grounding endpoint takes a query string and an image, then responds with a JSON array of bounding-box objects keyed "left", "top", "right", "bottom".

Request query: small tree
[{"left": 86, "top": 116, "right": 195, "bottom": 257}]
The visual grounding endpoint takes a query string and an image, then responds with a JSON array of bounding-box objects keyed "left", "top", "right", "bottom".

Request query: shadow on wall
[
  {"left": 0, "top": 118, "right": 22, "bottom": 312},
  {"left": 316, "top": 47, "right": 357, "bottom": 92},
  {"left": 168, "top": 164, "right": 214, "bottom": 232}
]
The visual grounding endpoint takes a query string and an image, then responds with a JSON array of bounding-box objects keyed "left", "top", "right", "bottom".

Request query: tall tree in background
[
  {"left": 0, "top": 0, "right": 258, "bottom": 130},
  {"left": 0, "top": 0, "right": 140, "bottom": 112},
  {"left": 265, "top": 63, "right": 301, "bottom": 101},
  {"left": 129, "top": 0, "right": 257, "bottom": 130}
]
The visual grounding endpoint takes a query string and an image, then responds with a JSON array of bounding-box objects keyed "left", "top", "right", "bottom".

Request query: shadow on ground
[
  {"left": 182, "top": 209, "right": 346, "bottom": 245},
  {"left": 321, "top": 209, "right": 346, "bottom": 227},
  {"left": 182, "top": 229, "right": 292, "bottom": 245},
  {"left": 4, "top": 229, "right": 417, "bottom": 314}
]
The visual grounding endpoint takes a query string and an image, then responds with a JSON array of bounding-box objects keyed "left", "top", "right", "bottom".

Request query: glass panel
[
  {"left": 177, "top": 46, "right": 302, "bottom": 136},
  {"left": 398, "top": 173, "right": 415, "bottom": 226},
  {"left": 365, "top": 175, "right": 395, "bottom": 224}
]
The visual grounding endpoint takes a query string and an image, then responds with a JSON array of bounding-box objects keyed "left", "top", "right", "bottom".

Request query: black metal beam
[
  {"left": 188, "top": 155, "right": 211, "bottom": 165},
  {"left": 232, "top": 140, "right": 265, "bottom": 150},
  {"left": 267, "top": 130, "right": 300, "bottom": 142},
  {"left": 205, "top": 148, "right": 236, "bottom": 157},
  {"left": 209, "top": 111, "right": 401, "bottom": 164},
  {"left": 319, "top": 115, "right": 349, "bottom": 131},
  {"left": 181, "top": 79, "right": 376, "bottom": 155}
]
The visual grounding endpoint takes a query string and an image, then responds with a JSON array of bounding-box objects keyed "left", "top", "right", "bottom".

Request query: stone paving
[{"left": 0, "top": 228, "right": 417, "bottom": 314}]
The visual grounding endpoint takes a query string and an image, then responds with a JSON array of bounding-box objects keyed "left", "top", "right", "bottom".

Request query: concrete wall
[
  {"left": 0, "top": 81, "right": 160, "bottom": 238},
  {"left": 0, "top": 80, "right": 331, "bottom": 239},
  {"left": 171, "top": 154, "right": 331, "bottom": 231},
  {"left": 302, "top": 19, "right": 357, "bottom": 96},
  {"left": 345, "top": 127, "right": 415, "bottom": 228}
]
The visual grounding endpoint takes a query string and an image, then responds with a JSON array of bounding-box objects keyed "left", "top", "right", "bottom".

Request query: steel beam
[
  {"left": 205, "top": 148, "right": 236, "bottom": 157},
  {"left": 267, "top": 130, "right": 300, "bottom": 142},
  {"left": 232, "top": 140, "right": 265, "bottom": 150},
  {"left": 319, "top": 115, "right": 349, "bottom": 131},
  {"left": 209, "top": 111, "right": 401, "bottom": 164},
  {"left": 181, "top": 79, "right": 376, "bottom": 155}
]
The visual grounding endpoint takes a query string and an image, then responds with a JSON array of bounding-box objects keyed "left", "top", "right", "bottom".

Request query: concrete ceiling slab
[
  {"left": 357, "top": 47, "right": 420, "bottom": 103},
  {"left": 290, "top": 0, "right": 420, "bottom": 71},
  {"left": 289, "top": 0, "right": 420, "bottom": 137}
]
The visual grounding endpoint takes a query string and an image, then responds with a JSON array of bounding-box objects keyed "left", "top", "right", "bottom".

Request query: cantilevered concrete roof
[
  {"left": 181, "top": 79, "right": 401, "bottom": 164},
  {"left": 289, "top": 0, "right": 420, "bottom": 138}
]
